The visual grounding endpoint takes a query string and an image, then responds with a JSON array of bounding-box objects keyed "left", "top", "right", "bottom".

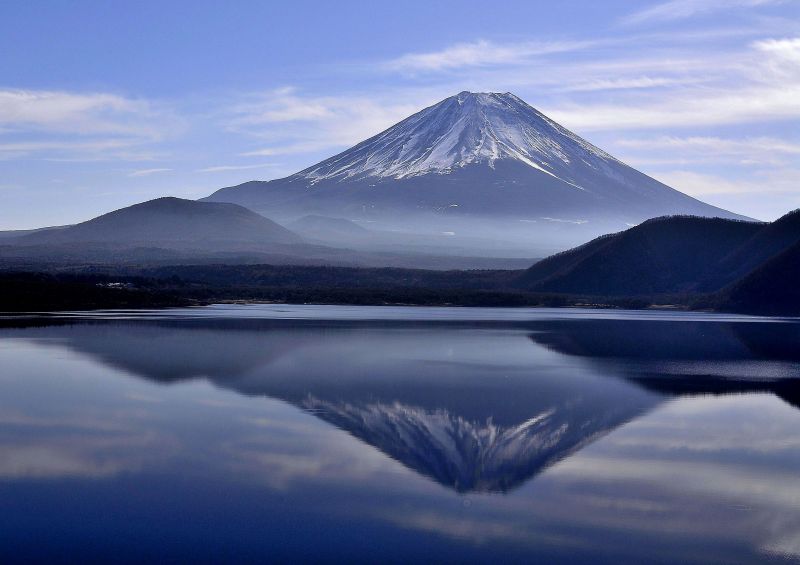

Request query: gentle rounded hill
[
  {"left": 19, "top": 197, "right": 302, "bottom": 247},
  {"left": 710, "top": 208, "right": 800, "bottom": 287},
  {"left": 719, "top": 239, "right": 800, "bottom": 315},
  {"left": 516, "top": 215, "right": 764, "bottom": 296}
]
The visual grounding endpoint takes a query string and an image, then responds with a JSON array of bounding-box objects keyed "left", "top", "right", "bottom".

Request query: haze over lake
[{"left": 1, "top": 305, "right": 799, "bottom": 564}]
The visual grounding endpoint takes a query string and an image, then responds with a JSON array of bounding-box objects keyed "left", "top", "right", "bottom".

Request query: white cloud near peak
[
  {"left": 382, "top": 39, "right": 594, "bottom": 73},
  {"left": 544, "top": 36, "right": 800, "bottom": 131},
  {"left": 229, "top": 88, "right": 425, "bottom": 157}
]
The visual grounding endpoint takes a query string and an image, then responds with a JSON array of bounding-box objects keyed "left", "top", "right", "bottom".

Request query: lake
[{"left": 1, "top": 304, "right": 799, "bottom": 563}]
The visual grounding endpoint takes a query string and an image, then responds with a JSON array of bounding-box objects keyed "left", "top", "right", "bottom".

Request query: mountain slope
[
  {"left": 718, "top": 240, "right": 800, "bottom": 315},
  {"left": 0, "top": 225, "right": 70, "bottom": 240},
  {"left": 517, "top": 208, "right": 800, "bottom": 301},
  {"left": 516, "top": 215, "right": 764, "bottom": 295},
  {"left": 205, "top": 91, "right": 746, "bottom": 251},
  {"left": 708, "top": 209, "right": 800, "bottom": 289},
  {"left": 285, "top": 214, "right": 369, "bottom": 243},
  {"left": 18, "top": 197, "right": 302, "bottom": 248},
  {"left": 1, "top": 198, "right": 534, "bottom": 269}
]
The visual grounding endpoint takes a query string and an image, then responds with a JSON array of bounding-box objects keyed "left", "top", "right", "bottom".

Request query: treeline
[
  {"left": 88, "top": 263, "right": 519, "bottom": 290},
  {"left": 0, "top": 272, "right": 190, "bottom": 312},
  {"left": 0, "top": 267, "right": 666, "bottom": 312}
]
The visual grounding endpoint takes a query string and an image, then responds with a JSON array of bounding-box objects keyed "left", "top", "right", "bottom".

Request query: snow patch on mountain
[{"left": 299, "top": 91, "right": 616, "bottom": 187}]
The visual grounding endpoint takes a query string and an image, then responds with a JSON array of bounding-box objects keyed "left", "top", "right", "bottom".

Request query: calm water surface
[{"left": 1, "top": 305, "right": 800, "bottom": 563}]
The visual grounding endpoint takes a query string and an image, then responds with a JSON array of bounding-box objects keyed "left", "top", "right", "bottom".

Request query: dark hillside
[
  {"left": 716, "top": 241, "right": 800, "bottom": 315},
  {"left": 517, "top": 216, "right": 761, "bottom": 295}
]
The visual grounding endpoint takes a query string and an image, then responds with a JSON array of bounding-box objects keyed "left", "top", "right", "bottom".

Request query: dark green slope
[
  {"left": 705, "top": 209, "right": 800, "bottom": 290},
  {"left": 517, "top": 216, "right": 762, "bottom": 296},
  {"left": 717, "top": 241, "right": 800, "bottom": 315}
]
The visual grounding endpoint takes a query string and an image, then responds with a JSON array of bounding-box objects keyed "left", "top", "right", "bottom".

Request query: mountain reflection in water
[
  {"left": 2, "top": 313, "right": 798, "bottom": 495},
  {"left": 528, "top": 318, "right": 800, "bottom": 408}
]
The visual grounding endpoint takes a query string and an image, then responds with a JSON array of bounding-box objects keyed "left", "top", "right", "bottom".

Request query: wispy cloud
[
  {"left": 195, "top": 163, "right": 278, "bottom": 173},
  {"left": 0, "top": 88, "right": 179, "bottom": 163},
  {"left": 621, "top": 0, "right": 784, "bottom": 26},
  {"left": 753, "top": 36, "right": 800, "bottom": 80},
  {"left": 547, "top": 87, "right": 800, "bottom": 131},
  {"left": 618, "top": 136, "right": 800, "bottom": 154},
  {"left": 228, "top": 87, "right": 424, "bottom": 157},
  {"left": 561, "top": 76, "right": 697, "bottom": 92},
  {"left": 655, "top": 170, "right": 763, "bottom": 195},
  {"left": 0, "top": 140, "right": 167, "bottom": 163},
  {"left": 653, "top": 168, "right": 800, "bottom": 196},
  {"left": 383, "top": 39, "right": 595, "bottom": 72},
  {"left": 615, "top": 135, "right": 800, "bottom": 167},
  {"left": 241, "top": 141, "right": 337, "bottom": 157},
  {"left": 128, "top": 168, "right": 172, "bottom": 177},
  {"left": 237, "top": 87, "right": 335, "bottom": 122},
  {"left": 545, "top": 36, "right": 800, "bottom": 131},
  {"left": 0, "top": 89, "right": 164, "bottom": 137}
]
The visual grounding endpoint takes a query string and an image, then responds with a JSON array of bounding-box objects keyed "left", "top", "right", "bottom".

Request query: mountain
[
  {"left": 8, "top": 316, "right": 799, "bottom": 492},
  {"left": 285, "top": 214, "right": 370, "bottom": 243},
  {"left": 17, "top": 197, "right": 302, "bottom": 248},
  {"left": 7, "top": 319, "right": 658, "bottom": 493},
  {"left": 0, "top": 225, "right": 70, "bottom": 240},
  {"left": 0, "top": 197, "right": 535, "bottom": 269},
  {"left": 709, "top": 209, "right": 800, "bottom": 288},
  {"left": 718, "top": 239, "right": 800, "bottom": 315},
  {"left": 528, "top": 318, "right": 800, "bottom": 406},
  {"left": 517, "top": 209, "right": 800, "bottom": 299},
  {"left": 517, "top": 216, "right": 762, "bottom": 295},
  {"left": 204, "top": 91, "right": 746, "bottom": 252}
]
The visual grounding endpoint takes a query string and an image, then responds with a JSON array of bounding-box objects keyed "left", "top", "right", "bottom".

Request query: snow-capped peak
[{"left": 299, "top": 91, "right": 617, "bottom": 183}]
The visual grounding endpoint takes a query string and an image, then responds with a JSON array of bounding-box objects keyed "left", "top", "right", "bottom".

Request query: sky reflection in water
[{"left": 0, "top": 306, "right": 799, "bottom": 564}]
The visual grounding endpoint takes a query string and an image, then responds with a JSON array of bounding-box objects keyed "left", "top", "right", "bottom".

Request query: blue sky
[{"left": 0, "top": 0, "right": 798, "bottom": 228}]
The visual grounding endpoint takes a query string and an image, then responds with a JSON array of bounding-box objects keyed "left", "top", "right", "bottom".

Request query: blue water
[{"left": 1, "top": 305, "right": 799, "bottom": 563}]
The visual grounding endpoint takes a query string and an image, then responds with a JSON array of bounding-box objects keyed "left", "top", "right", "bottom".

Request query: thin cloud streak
[
  {"left": 546, "top": 78, "right": 800, "bottom": 131},
  {"left": 0, "top": 88, "right": 180, "bottom": 164},
  {"left": 0, "top": 89, "right": 166, "bottom": 138},
  {"left": 196, "top": 163, "right": 278, "bottom": 173},
  {"left": 382, "top": 39, "right": 597, "bottom": 72},
  {"left": 228, "top": 88, "right": 425, "bottom": 158},
  {"left": 620, "top": 0, "right": 784, "bottom": 26},
  {"left": 128, "top": 168, "right": 172, "bottom": 177},
  {"left": 617, "top": 136, "right": 800, "bottom": 155},
  {"left": 614, "top": 135, "right": 800, "bottom": 167},
  {"left": 561, "top": 76, "right": 699, "bottom": 92}
]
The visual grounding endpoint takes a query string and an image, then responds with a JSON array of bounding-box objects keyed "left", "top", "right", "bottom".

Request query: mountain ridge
[
  {"left": 516, "top": 211, "right": 800, "bottom": 298},
  {"left": 18, "top": 197, "right": 302, "bottom": 247},
  {"left": 204, "top": 91, "right": 747, "bottom": 252}
]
